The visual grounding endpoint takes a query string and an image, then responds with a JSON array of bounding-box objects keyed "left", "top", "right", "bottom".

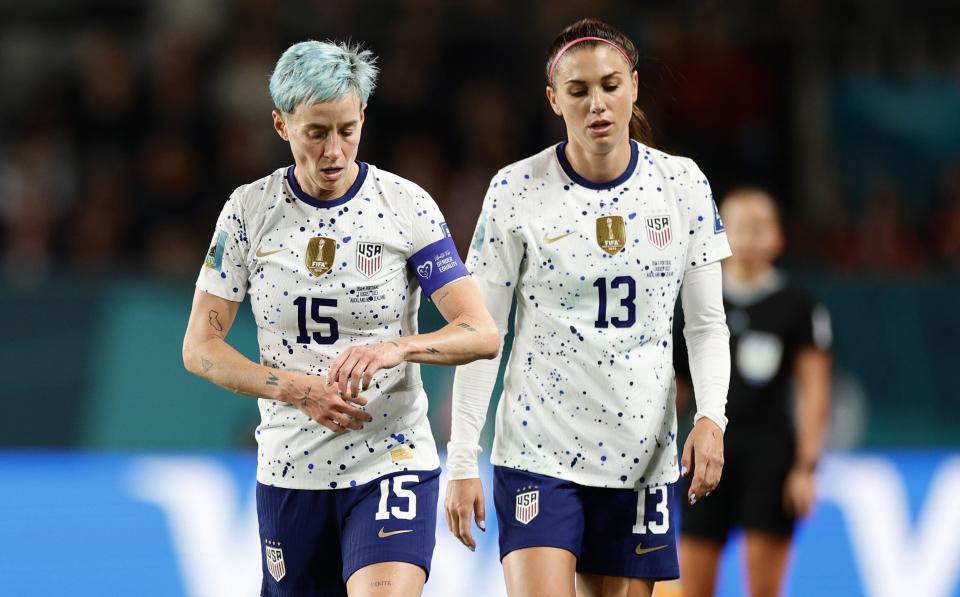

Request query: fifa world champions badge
[
  {"left": 596, "top": 216, "right": 626, "bottom": 255},
  {"left": 305, "top": 236, "right": 336, "bottom": 276},
  {"left": 515, "top": 488, "right": 540, "bottom": 524},
  {"left": 265, "top": 540, "right": 286, "bottom": 582}
]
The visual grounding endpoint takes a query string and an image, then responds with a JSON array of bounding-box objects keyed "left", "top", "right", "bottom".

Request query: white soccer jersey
[
  {"left": 196, "top": 162, "right": 468, "bottom": 490},
  {"left": 468, "top": 140, "right": 732, "bottom": 488}
]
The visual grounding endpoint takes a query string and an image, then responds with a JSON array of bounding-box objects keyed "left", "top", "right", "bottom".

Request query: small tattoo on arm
[
  {"left": 208, "top": 310, "right": 224, "bottom": 332},
  {"left": 266, "top": 373, "right": 280, "bottom": 386},
  {"left": 388, "top": 341, "right": 401, "bottom": 348},
  {"left": 457, "top": 322, "right": 476, "bottom": 332},
  {"left": 426, "top": 347, "right": 441, "bottom": 355},
  {"left": 201, "top": 358, "right": 214, "bottom": 373}
]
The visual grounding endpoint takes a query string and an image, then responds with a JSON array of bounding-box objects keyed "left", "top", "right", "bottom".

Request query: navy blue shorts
[
  {"left": 494, "top": 466, "right": 680, "bottom": 580},
  {"left": 257, "top": 468, "right": 439, "bottom": 597}
]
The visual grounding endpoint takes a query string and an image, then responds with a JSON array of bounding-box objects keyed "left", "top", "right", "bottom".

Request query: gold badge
[
  {"left": 305, "top": 237, "right": 336, "bottom": 276},
  {"left": 390, "top": 447, "right": 414, "bottom": 462},
  {"left": 596, "top": 216, "right": 626, "bottom": 255}
]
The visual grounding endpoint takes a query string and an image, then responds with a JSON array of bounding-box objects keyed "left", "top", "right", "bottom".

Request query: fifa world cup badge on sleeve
[
  {"left": 204, "top": 229, "right": 227, "bottom": 270},
  {"left": 597, "top": 216, "right": 626, "bottom": 255},
  {"left": 515, "top": 487, "right": 540, "bottom": 524},
  {"left": 265, "top": 540, "right": 286, "bottom": 582},
  {"left": 713, "top": 200, "right": 725, "bottom": 233},
  {"left": 645, "top": 215, "right": 673, "bottom": 250},
  {"left": 305, "top": 237, "right": 336, "bottom": 277}
]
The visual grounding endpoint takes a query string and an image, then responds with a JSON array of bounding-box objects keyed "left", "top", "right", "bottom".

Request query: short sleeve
[
  {"left": 405, "top": 188, "right": 469, "bottom": 297},
  {"left": 465, "top": 178, "right": 524, "bottom": 288},
  {"left": 683, "top": 161, "right": 732, "bottom": 272},
  {"left": 196, "top": 193, "right": 251, "bottom": 302},
  {"left": 795, "top": 296, "right": 833, "bottom": 351}
]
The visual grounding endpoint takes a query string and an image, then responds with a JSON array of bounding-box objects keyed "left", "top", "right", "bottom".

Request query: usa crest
[
  {"left": 305, "top": 236, "right": 336, "bottom": 277},
  {"left": 356, "top": 242, "right": 383, "bottom": 278},
  {"left": 645, "top": 215, "right": 672, "bottom": 250},
  {"left": 596, "top": 216, "right": 626, "bottom": 255},
  {"left": 265, "top": 541, "right": 286, "bottom": 582},
  {"left": 515, "top": 488, "right": 540, "bottom": 524}
]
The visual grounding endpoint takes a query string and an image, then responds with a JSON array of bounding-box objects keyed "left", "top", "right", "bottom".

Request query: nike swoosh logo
[
  {"left": 378, "top": 527, "right": 414, "bottom": 538},
  {"left": 635, "top": 544, "right": 668, "bottom": 556},
  {"left": 256, "top": 248, "right": 284, "bottom": 258},
  {"left": 543, "top": 232, "right": 574, "bottom": 244}
]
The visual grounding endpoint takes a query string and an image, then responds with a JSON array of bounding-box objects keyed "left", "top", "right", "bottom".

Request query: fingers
[
  {"left": 688, "top": 447, "right": 723, "bottom": 505},
  {"left": 349, "top": 357, "right": 371, "bottom": 398},
  {"left": 334, "top": 400, "right": 373, "bottom": 425},
  {"left": 334, "top": 351, "right": 363, "bottom": 396},
  {"left": 681, "top": 438, "right": 693, "bottom": 478},
  {"left": 475, "top": 493, "right": 486, "bottom": 532},
  {"left": 327, "top": 350, "right": 349, "bottom": 387},
  {"left": 318, "top": 417, "right": 342, "bottom": 433}
]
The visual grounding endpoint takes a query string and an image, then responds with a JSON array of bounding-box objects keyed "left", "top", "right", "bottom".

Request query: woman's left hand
[
  {"left": 681, "top": 417, "right": 724, "bottom": 505},
  {"left": 328, "top": 341, "right": 407, "bottom": 398}
]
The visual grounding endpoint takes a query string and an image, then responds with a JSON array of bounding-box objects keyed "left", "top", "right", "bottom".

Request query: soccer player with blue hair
[{"left": 183, "top": 40, "right": 499, "bottom": 597}]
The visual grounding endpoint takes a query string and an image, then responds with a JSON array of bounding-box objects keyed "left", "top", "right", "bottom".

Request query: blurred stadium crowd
[{"left": 2, "top": 0, "right": 959, "bottom": 286}]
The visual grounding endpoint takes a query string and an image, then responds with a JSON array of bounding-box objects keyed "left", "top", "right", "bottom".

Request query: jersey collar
[
  {"left": 555, "top": 139, "right": 639, "bottom": 190},
  {"left": 286, "top": 161, "right": 368, "bottom": 209}
]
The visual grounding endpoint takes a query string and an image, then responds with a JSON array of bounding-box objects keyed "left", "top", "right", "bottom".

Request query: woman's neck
[{"left": 564, "top": 136, "right": 632, "bottom": 183}]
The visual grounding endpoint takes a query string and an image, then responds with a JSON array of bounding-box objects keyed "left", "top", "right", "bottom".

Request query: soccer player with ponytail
[{"left": 445, "top": 18, "right": 732, "bottom": 597}]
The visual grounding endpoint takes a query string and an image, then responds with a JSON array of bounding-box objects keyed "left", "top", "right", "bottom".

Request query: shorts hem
[
  {"left": 575, "top": 562, "right": 680, "bottom": 582},
  {"left": 499, "top": 542, "right": 580, "bottom": 563}
]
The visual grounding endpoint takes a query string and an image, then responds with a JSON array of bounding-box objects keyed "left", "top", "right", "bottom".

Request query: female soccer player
[
  {"left": 444, "top": 18, "right": 731, "bottom": 597},
  {"left": 677, "top": 188, "right": 831, "bottom": 597},
  {"left": 182, "top": 40, "right": 499, "bottom": 597}
]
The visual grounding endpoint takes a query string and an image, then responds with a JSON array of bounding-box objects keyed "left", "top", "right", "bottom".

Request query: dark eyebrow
[{"left": 564, "top": 71, "right": 623, "bottom": 85}]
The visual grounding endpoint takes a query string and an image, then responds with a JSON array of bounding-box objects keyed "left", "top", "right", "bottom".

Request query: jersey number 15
[{"left": 293, "top": 296, "right": 339, "bottom": 344}]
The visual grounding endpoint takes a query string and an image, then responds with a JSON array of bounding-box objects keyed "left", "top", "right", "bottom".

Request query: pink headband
[{"left": 548, "top": 36, "right": 634, "bottom": 85}]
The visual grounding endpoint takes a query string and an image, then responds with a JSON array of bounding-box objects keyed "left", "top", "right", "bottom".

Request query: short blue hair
[{"left": 269, "top": 40, "right": 378, "bottom": 113}]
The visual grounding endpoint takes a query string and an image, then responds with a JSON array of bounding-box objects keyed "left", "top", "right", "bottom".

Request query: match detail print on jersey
[{"left": 408, "top": 236, "right": 469, "bottom": 296}]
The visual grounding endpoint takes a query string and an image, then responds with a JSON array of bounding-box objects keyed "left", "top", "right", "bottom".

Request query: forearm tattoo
[
  {"left": 457, "top": 322, "right": 476, "bottom": 332},
  {"left": 208, "top": 310, "right": 224, "bottom": 332},
  {"left": 388, "top": 341, "right": 401, "bottom": 348},
  {"left": 426, "top": 347, "right": 441, "bottom": 355},
  {"left": 265, "top": 373, "right": 280, "bottom": 386},
  {"left": 201, "top": 357, "right": 214, "bottom": 373}
]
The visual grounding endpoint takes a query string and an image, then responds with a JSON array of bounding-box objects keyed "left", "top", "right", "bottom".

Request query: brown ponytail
[
  {"left": 630, "top": 104, "right": 653, "bottom": 146},
  {"left": 546, "top": 18, "right": 654, "bottom": 147}
]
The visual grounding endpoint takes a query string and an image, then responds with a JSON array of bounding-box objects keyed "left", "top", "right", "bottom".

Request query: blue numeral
[
  {"left": 594, "top": 276, "right": 636, "bottom": 328},
  {"left": 294, "top": 296, "right": 339, "bottom": 344}
]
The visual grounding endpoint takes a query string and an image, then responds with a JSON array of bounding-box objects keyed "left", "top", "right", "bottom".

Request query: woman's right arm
[{"left": 182, "top": 288, "right": 372, "bottom": 432}]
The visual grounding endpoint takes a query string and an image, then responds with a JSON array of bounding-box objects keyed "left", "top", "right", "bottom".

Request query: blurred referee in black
[{"left": 674, "top": 188, "right": 832, "bottom": 597}]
